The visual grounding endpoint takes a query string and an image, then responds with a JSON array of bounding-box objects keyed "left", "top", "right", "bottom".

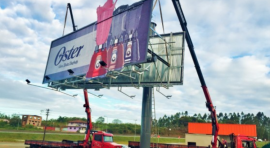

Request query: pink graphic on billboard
[
  {"left": 86, "top": 0, "right": 116, "bottom": 79},
  {"left": 96, "top": 0, "right": 117, "bottom": 45}
]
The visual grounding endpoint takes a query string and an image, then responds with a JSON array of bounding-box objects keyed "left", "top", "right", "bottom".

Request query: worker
[
  {"left": 218, "top": 138, "right": 227, "bottom": 148},
  {"left": 224, "top": 140, "right": 227, "bottom": 148},
  {"left": 220, "top": 139, "right": 225, "bottom": 148}
]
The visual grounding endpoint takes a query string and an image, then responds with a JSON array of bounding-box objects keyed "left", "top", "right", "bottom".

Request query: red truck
[
  {"left": 229, "top": 133, "right": 257, "bottom": 148},
  {"left": 91, "top": 131, "right": 122, "bottom": 148},
  {"left": 128, "top": 133, "right": 257, "bottom": 148},
  {"left": 25, "top": 89, "right": 123, "bottom": 148},
  {"left": 25, "top": 131, "right": 123, "bottom": 148}
]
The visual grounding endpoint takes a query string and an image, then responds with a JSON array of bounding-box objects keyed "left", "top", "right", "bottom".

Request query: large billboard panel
[
  {"left": 43, "top": 0, "right": 153, "bottom": 83},
  {"left": 50, "top": 32, "right": 185, "bottom": 89}
]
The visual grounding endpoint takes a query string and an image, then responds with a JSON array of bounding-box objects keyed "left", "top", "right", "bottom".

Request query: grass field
[
  {"left": 0, "top": 132, "right": 184, "bottom": 145},
  {"left": 256, "top": 141, "right": 270, "bottom": 148},
  {"left": 114, "top": 136, "right": 184, "bottom": 145}
]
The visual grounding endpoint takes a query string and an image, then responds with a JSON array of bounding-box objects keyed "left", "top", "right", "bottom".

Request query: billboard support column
[{"left": 140, "top": 87, "right": 152, "bottom": 148}]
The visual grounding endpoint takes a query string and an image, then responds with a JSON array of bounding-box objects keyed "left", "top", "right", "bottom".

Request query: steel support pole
[{"left": 140, "top": 87, "right": 152, "bottom": 148}]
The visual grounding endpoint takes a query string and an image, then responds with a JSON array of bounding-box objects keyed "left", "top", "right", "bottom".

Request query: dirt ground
[{"left": 0, "top": 142, "right": 28, "bottom": 148}]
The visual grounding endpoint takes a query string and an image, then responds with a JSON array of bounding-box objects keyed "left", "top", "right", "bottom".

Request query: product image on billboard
[
  {"left": 85, "top": 0, "right": 153, "bottom": 79},
  {"left": 43, "top": 0, "right": 153, "bottom": 83}
]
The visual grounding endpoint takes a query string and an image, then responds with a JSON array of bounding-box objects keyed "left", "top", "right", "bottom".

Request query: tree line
[
  {"left": 155, "top": 111, "right": 270, "bottom": 139},
  {"left": 1, "top": 111, "right": 269, "bottom": 139},
  {"left": 0, "top": 113, "right": 21, "bottom": 127}
]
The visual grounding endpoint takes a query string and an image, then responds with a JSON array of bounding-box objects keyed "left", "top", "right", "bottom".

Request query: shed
[{"left": 185, "top": 123, "right": 257, "bottom": 147}]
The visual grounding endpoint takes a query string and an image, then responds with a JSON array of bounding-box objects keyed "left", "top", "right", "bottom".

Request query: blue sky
[{"left": 0, "top": 0, "right": 269, "bottom": 124}]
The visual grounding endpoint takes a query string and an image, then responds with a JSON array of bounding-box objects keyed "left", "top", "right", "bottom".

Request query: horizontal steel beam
[{"left": 147, "top": 49, "right": 170, "bottom": 67}]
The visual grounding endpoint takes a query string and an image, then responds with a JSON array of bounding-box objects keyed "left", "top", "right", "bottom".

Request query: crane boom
[
  {"left": 82, "top": 89, "right": 92, "bottom": 147},
  {"left": 171, "top": 0, "right": 219, "bottom": 147}
]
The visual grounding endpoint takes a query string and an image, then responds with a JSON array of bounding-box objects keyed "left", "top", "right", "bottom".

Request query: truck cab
[
  {"left": 92, "top": 131, "right": 122, "bottom": 148},
  {"left": 230, "top": 134, "right": 257, "bottom": 148}
]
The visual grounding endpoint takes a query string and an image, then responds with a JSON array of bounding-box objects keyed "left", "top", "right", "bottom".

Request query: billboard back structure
[{"left": 43, "top": 0, "right": 153, "bottom": 84}]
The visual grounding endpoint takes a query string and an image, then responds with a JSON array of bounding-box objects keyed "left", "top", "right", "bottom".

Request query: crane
[{"left": 171, "top": 0, "right": 219, "bottom": 147}]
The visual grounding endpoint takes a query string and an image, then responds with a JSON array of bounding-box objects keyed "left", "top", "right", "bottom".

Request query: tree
[
  {"left": 0, "top": 113, "right": 9, "bottom": 119},
  {"left": 197, "top": 113, "right": 202, "bottom": 120},
  {"left": 202, "top": 113, "right": 207, "bottom": 122},
  {"left": 0, "top": 121, "right": 8, "bottom": 127},
  {"left": 185, "top": 111, "right": 188, "bottom": 116},
  {"left": 9, "top": 114, "right": 21, "bottom": 127},
  {"left": 112, "top": 119, "right": 122, "bottom": 124},
  {"left": 218, "top": 112, "right": 224, "bottom": 121},
  {"left": 96, "top": 117, "right": 105, "bottom": 124},
  {"left": 223, "top": 113, "right": 228, "bottom": 121}
]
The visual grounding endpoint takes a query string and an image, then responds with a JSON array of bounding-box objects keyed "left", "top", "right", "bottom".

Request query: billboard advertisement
[
  {"left": 54, "top": 32, "right": 185, "bottom": 90},
  {"left": 43, "top": 0, "right": 153, "bottom": 84}
]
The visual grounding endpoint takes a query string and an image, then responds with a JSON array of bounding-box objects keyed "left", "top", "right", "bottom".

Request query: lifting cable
[
  {"left": 153, "top": 0, "right": 165, "bottom": 34},
  {"left": 152, "top": 0, "right": 158, "bottom": 11},
  {"left": 157, "top": 0, "right": 170, "bottom": 64},
  {"left": 153, "top": 0, "right": 170, "bottom": 65},
  {"left": 62, "top": 5, "right": 69, "bottom": 36},
  {"left": 158, "top": 0, "right": 165, "bottom": 34}
]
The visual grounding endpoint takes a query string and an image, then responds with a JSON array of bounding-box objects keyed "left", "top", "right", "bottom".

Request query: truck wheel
[{"left": 30, "top": 145, "right": 38, "bottom": 148}]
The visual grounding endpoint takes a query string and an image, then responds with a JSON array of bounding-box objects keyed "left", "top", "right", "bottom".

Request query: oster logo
[{"left": 54, "top": 45, "right": 84, "bottom": 66}]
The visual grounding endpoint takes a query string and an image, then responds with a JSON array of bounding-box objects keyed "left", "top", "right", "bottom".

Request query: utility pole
[
  {"left": 134, "top": 119, "right": 137, "bottom": 141},
  {"left": 43, "top": 109, "right": 50, "bottom": 144}
]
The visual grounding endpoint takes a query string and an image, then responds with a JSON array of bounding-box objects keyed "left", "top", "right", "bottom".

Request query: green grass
[
  {"left": 256, "top": 141, "right": 270, "bottom": 148},
  {"left": 114, "top": 136, "right": 185, "bottom": 145},
  {"left": 0, "top": 132, "right": 184, "bottom": 145}
]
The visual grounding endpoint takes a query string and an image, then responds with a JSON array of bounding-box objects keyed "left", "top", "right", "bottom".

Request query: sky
[{"left": 0, "top": 0, "right": 269, "bottom": 124}]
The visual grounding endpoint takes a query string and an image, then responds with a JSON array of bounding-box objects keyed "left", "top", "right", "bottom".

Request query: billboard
[
  {"left": 50, "top": 32, "right": 185, "bottom": 89},
  {"left": 43, "top": 0, "right": 153, "bottom": 84}
]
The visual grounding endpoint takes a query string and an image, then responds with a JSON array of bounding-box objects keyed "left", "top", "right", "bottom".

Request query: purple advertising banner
[
  {"left": 43, "top": 0, "right": 153, "bottom": 83},
  {"left": 86, "top": 0, "right": 153, "bottom": 79}
]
